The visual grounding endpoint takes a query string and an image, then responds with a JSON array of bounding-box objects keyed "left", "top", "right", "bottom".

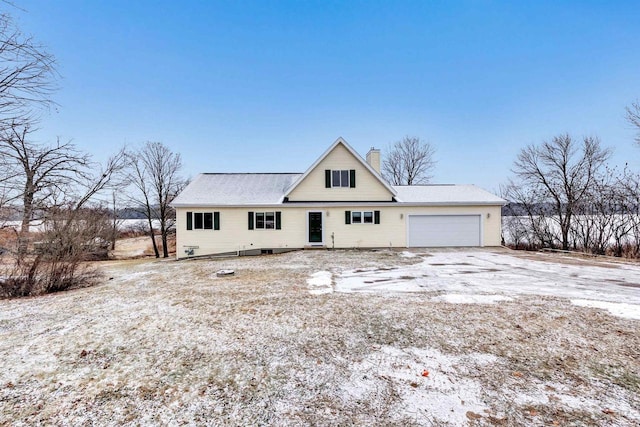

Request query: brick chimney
[{"left": 366, "top": 147, "right": 381, "bottom": 174}]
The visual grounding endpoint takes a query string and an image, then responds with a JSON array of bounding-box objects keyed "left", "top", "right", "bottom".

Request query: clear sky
[{"left": 11, "top": 0, "right": 640, "bottom": 193}]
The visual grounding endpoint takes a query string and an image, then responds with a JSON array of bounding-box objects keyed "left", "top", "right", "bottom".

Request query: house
[{"left": 171, "top": 138, "right": 505, "bottom": 258}]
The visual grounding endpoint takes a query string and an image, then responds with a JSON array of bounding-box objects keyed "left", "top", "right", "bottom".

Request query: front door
[{"left": 308, "top": 212, "right": 323, "bottom": 244}]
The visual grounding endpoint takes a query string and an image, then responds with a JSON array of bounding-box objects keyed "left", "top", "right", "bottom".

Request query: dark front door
[{"left": 308, "top": 212, "right": 323, "bottom": 243}]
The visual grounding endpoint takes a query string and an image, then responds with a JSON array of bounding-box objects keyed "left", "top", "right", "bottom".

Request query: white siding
[
  {"left": 175, "top": 205, "right": 502, "bottom": 258},
  {"left": 286, "top": 143, "right": 394, "bottom": 202}
]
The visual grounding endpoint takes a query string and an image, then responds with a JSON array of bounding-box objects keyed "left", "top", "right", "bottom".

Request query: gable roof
[
  {"left": 283, "top": 137, "right": 397, "bottom": 197},
  {"left": 171, "top": 173, "right": 302, "bottom": 207},
  {"left": 393, "top": 184, "right": 506, "bottom": 205},
  {"left": 171, "top": 139, "right": 505, "bottom": 207}
]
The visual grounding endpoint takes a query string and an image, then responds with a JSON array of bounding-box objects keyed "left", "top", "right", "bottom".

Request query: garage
[{"left": 408, "top": 215, "right": 481, "bottom": 247}]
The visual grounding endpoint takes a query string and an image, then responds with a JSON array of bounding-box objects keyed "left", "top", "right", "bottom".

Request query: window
[
  {"left": 186, "top": 211, "right": 220, "bottom": 230},
  {"left": 325, "top": 169, "right": 356, "bottom": 188},
  {"left": 194, "top": 212, "right": 203, "bottom": 229},
  {"left": 332, "top": 170, "right": 349, "bottom": 187},
  {"left": 248, "top": 211, "right": 281, "bottom": 230},
  {"left": 203, "top": 213, "right": 213, "bottom": 229},
  {"left": 345, "top": 210, "right": 380, "bottom": 225},
  {"left": 265, "top": 212, "right": 275, "bottom": 229},
  {"left": 363, "top": 211, "right": 373, "bottom": 224}
]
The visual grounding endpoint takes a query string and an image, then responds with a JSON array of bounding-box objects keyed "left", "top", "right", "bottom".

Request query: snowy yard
[{"left": 1, "top": 248, "right": 639, "bottom": 426}]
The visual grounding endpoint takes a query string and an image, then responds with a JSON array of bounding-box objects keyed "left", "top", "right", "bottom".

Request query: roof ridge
[
  {"left": 392, "top": 184, "right": 460, "bottom": 187},
  {"left": 202, "top": 172, "right": 303, "bottom": 175}
]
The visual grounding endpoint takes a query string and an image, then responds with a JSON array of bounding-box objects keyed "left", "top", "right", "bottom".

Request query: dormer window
[{"left": 325, "top": 169, "right": 356, "bottom": 188}]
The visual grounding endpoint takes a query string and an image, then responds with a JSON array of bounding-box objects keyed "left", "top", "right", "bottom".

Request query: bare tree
[
  {"left": 617, "top": 169, "right": 640, "bottom": 257},
  {"left": 627, "top": 100, "right": 640, "bottom": 145},
  {"left": 1, "top": 149, "right": 127, "bottom": 298},
  {"left": 382, "top": 136, "right": 436, "bottom": 185},
  {"left": 108, "top": 191, "right": 123, "bottom": 251},
  {"left": 0, "top": 122, "right": 92, "bottom": 238},
  {"left": 127, "top": 142, "right": 186, "bottom": 258},
  {"left": 0, "top": 12, "right": 57, "bottom": 126},
  {"left": 501, "top": 183, "right": 558, "bottom": 249},
  {"left": 571, "top": 166, "right": 629, "bottom": 255},
  {"left": 504, "top": 134, "right": 611, "bottom": 251},
  {"left": 0, "top": 10, "right": 59, "bottom": 236}
]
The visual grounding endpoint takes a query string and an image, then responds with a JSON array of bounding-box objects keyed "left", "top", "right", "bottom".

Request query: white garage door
[{"left": 408, "top": 215, "right": 481, "bottom": 247}]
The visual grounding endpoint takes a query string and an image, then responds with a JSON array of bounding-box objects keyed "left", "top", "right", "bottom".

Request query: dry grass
[{"left": 0, "top": 249, "right": 638, "bottom": 426}]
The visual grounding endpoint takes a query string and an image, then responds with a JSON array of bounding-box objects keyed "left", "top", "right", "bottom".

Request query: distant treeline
[
  {"left": 502, "top": 203, "right": 639, "bottom": 217},
  {"left": 0, "top": 206, "right": 149, "bottom": 221}
]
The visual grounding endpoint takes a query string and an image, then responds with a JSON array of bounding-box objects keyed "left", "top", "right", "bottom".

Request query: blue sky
[{"left": 12, "top": 0, "right": 640, "bottom": 193}]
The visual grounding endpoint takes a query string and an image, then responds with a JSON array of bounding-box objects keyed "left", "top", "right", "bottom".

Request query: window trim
[
  {"left": 251, "top": 211, "right": 281, "bottom": 230},
  {"left": 326, "top": 169, "right": 356, "bottom": 188},
  {"left": 186, "top": 211, "right": 220, "bottom": 230},
  {"left": 347, "top": 210, "right": 380, "bottom": 225}
]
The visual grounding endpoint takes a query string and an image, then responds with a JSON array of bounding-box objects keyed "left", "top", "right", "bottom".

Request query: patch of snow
[
  {"left": 307, "top": 271, "right": 333, "bottom": 295},
  {"left": 335, "top": 267, "right": 426, "bottom": 293},
  {"left": 571, "top": 299, "right": 640, "bottom": 320},
  {"left": 432, "top": 294, "right": 514, "bottom": 304},
  {"left": 512, "top": 380, "right": 640, "bottom": 420},
  {"left": 400, "top": 251, "right": 417, "bottom": 258},
  {"left": 341, "top": 346, "right": 496, "bottom": 425},
  {"left": 334, "top": 251, "right": 640, "bottom": 308}
]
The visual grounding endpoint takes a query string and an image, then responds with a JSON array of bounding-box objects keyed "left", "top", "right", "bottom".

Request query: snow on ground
[
  {"left": 342, "top": 346, "right": 496, "bottom": 424},
  {"left": 331, "top": 250, "right": 640, "bottom": 318},
  {"left": 431, "top": 293, "right": 514, "bottom": 304},
  {"left": 511, "top": 379, "right": 640, "bottom": 422},
  {"left": 306, "top": 271, "right": 333, "bottom": 295},
  {"left": 571, "top": 299, "right": 640, "bottom": 320},
  {"left": 2, "top": 248, "right": 639, "bottom": 425},
  {"left": 399, "top": 250, "right": 418, "bottom": 258}
]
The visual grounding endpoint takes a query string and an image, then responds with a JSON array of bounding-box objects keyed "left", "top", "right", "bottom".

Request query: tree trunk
[
  {"left": 110, "top": 192, "right": 117, "bottom": 251},
  {"left": 19, "top": 175, "right": 35, "bottom": 254},
  {"left": 161, "top": 224, "right": 168, "bottom": 258},
  {"left": 147, "top": 217, "right": 159, "bottom": 258}
]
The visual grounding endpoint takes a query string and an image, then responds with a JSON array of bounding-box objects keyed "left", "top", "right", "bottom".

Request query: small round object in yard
[{"left": 216, "top": 269, "right": 235, "bottom": 277}]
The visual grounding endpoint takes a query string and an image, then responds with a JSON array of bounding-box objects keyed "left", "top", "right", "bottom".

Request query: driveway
[{"left": 309, "top": 249, "right": 640, "bottom": 319}]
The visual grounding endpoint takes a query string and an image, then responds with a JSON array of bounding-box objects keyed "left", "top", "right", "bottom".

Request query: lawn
[{"left": 1, "top": 248, "right": 638, "bottom": 426}]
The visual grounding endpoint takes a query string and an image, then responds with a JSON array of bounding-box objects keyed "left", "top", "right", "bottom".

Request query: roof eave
[{"left": 172, "top": 201, "right": 506, "bottom": 208}]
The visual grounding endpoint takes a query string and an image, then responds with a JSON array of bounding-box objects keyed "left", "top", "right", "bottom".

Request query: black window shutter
[
  {"left": 374, "top": 210, "right": 380, "bottom": 224},
  {"left": 186, "top": 211, "right": 192, "bottom": 230},
  {"left": 248, "top": 211, "right": 254, "bottom": 230},
  {"left": 214, "top": 212, "right": 220, "bottom": 230},
  {"left": 275, "top": 211, "right": 281, "bottom": 229},
  {"left": 325, "top": 169, "right": 331, "bottom": 188},
  {"left": 350, "top": 169, "right": 356, "bottom": 188},
  {"left": 345, "top": 210, "right": 351, "bottom": 224}
]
